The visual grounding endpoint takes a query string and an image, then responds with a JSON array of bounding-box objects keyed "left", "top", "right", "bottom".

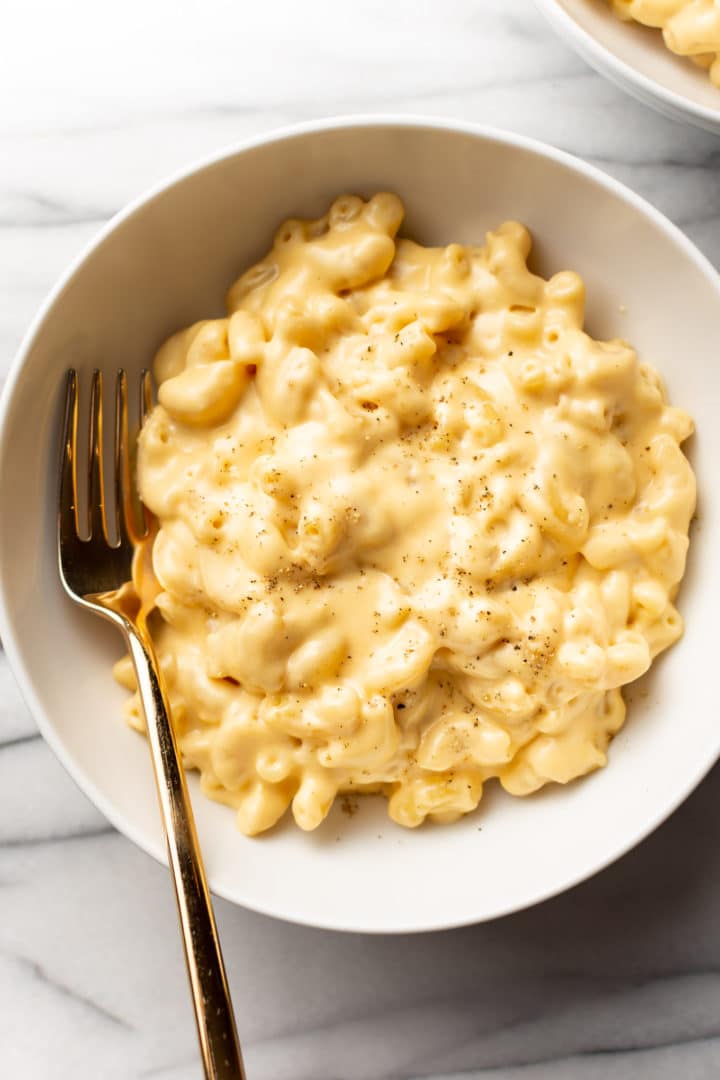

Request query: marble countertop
[{"left": 3, "top": 1, "right": 720, "bottom": 1077}]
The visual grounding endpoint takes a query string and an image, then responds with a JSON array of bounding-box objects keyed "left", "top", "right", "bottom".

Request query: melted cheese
[{"left": 114, "top": 193, "right": 696, "bottom": 835}]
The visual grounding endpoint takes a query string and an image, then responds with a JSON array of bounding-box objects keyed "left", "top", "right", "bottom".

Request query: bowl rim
[
  {"left": 2, "top": 113, "right": 720, "bottom": 933},
  {"left": 532, "top": 0, "right": 720, "bottom": 134}
]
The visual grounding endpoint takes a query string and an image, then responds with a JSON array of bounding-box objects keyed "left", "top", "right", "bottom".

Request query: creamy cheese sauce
[{"left": 114, "top": 193, "right": 696, "bottom": 835}]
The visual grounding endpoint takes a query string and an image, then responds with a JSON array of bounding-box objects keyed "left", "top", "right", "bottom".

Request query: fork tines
[{"left": 60, "top": 368, "right": 151, "bottom": 552}]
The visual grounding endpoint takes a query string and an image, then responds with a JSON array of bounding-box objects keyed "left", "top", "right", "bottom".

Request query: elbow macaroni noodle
[
  {"left": 114, "top": 193, "right": 696, "bottom": 835},
  {"left": 608, "top": 0, "right": 720, "bottom": 85}
]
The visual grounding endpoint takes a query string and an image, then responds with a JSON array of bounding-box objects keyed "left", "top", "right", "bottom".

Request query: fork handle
[{"left": 125, "top": 628, "right": 246, "bottom": 1080}]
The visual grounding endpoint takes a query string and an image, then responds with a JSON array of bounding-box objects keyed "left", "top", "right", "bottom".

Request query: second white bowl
[{"left": 534, "top": 0, "right": 720, "bottom": 134}]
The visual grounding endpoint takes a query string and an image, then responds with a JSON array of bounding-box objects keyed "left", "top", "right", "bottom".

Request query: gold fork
[{"left": 58, "top": 368, "right": 245, "bottom": 1080}]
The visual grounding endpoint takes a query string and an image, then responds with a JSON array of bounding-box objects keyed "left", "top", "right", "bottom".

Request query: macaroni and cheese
[
  {"left": 114, "top": 193, "right": 696, "bottom": 835},
  {"left": 608, "top": 0, "right": 720, "bottom": 85}
]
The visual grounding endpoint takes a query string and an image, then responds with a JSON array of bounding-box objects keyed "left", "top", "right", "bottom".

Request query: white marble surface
[{"left": 2, "top": 1, "right": 720, "bottom": 1077}]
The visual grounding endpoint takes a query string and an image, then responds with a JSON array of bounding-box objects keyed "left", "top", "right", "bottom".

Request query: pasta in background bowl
[
  {"left": 534, "top": 0, "right": 720, "bottom": 133},
  {"left": 0, "top": 118, "right": 718, "bottom": 932},
  {"left": 609, "top": 0, "right": 720, "bottom": 85}
]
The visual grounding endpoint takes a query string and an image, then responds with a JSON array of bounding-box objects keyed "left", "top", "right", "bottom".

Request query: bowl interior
[
  {"left": 544, "top": 0, "right": 720, "bottom": 126},
  {"left": 2, "top": 120, "right": 720, "bottom": 933}
]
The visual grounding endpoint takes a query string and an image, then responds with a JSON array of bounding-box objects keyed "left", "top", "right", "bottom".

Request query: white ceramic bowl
[
  {"left": 534, "top": 0, "right": 720, "bottom": 134},
  {"left": 1, "top": 116, "right": 719, "bottom": 934}
]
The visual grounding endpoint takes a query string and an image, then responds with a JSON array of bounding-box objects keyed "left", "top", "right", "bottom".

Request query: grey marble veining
[{"left": 2, "top": 1, "right": 720, "bottom": 1077}]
